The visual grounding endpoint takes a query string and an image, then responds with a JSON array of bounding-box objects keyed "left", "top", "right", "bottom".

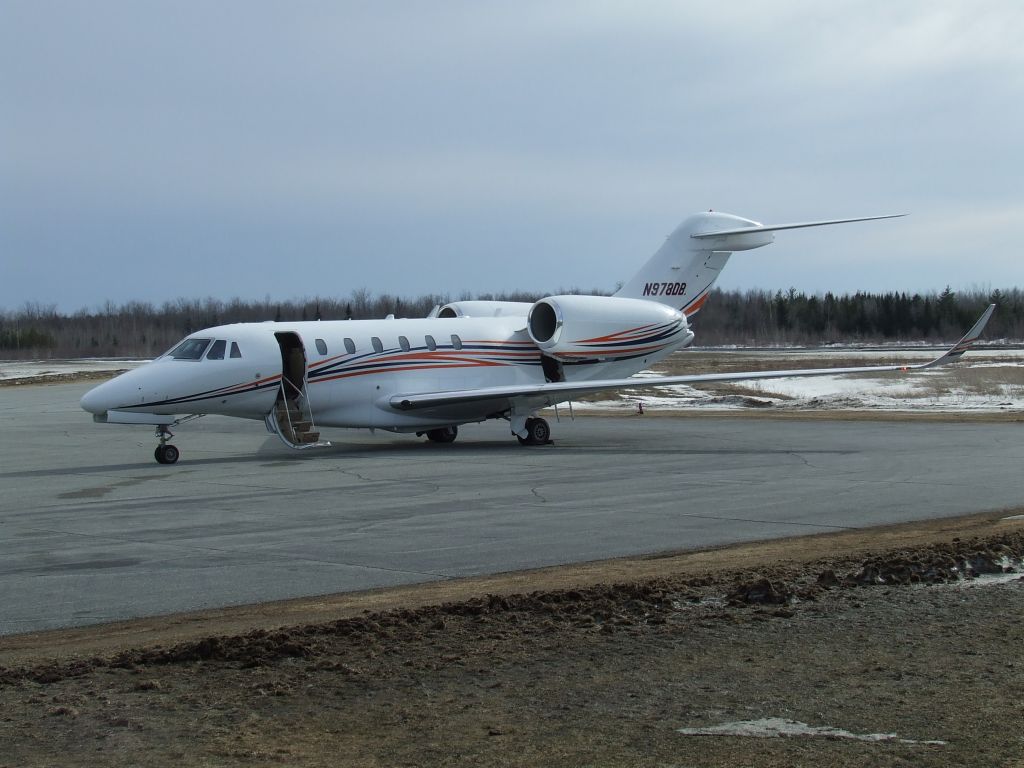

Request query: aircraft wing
[{"left": 390, "top": 304, "right": 995, "bottom": 412}]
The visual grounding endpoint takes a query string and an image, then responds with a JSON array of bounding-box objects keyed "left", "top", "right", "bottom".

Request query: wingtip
[{"left": 924, "top": 303, "right": 996, "bottom": 368}]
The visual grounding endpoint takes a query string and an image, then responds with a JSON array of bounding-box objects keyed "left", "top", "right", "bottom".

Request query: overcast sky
[{"left": 3, "top": 1, "right": 1022, "bottom": 312}]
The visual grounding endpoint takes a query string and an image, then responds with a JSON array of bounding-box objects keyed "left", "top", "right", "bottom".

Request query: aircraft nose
[
  {"left": 80, "top": 373, "right": 139, "bottom": 415},
  {"left": 80, "top": 380, "right": 113, "bottom": 415}
]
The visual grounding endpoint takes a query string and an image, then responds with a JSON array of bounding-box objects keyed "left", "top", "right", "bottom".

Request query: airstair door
[{"left": 266, "top": 331, "right": 330, "bottom": 449}]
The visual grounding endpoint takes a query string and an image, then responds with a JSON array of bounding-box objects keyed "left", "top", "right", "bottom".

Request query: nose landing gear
[{"left": 154, "top": 426, "right": 180, "bottom": 464}]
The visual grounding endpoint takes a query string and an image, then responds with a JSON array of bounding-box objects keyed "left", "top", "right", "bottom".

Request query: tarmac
[{"left": 1, "top": 381, "right": 1022, "bottom": 635}]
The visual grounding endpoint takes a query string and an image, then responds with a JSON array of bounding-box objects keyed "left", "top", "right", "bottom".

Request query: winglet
[{"left": 921, "top": 304, "right": 996, "bottom": 369}]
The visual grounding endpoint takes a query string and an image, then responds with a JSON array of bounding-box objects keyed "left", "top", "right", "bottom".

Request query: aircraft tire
[
  {"left": 426, "top": 426, "right": 458, "bottom": 444},
  {"left": 155, "top": 444, "right": 180, "bottom": 464},
  {"left": 518, "top": 417, "right": 551, "bottom": 446}
]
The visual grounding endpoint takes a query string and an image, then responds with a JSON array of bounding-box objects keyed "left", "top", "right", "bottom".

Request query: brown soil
[{"left": 3, "top": 510, "right": 1024, "bottom": 767}]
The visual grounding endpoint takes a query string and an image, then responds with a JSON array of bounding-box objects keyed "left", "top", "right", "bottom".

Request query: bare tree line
[
  {"left": 1, "top": 287, "right": 1021, "bottom": 359},
  {"left": 693, "top": 287, "right": 1023, "bottom": 346}
]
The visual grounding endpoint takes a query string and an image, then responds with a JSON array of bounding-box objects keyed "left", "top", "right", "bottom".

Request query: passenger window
[
  {"left": 450, "top": 334, "right": 463, "bottom": 350},
  {"left": 371, "top": 336, "right": 383, "bottom": 353},
  {"left": 344, "top": 338, "right": 356, "bottom": 354},
  {"left": 425, "top": 335, "right": 437, "bottom": 351},
  {"left": 315, "top": 338, "right": 328, "bottom": 355},
  {"left": 399, "top": 335, "right": 410, "bottom": 351},
  {"left": 206, "top": 340, "right": 227, "bottom": 360},
  {"left": 230, "top": 342, "right": 242, "bottom": 358}
]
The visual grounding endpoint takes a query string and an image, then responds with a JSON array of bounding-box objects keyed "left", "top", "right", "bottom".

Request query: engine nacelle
[
  {"left": 527, "top": 295, "right": 691, "bottom": 361},
  {"left": 436, "top": 300, "right": 534, "bottom": 318}
]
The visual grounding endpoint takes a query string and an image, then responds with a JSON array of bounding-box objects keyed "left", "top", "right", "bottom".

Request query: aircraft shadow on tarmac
[{"left": 1, "top": 437, "right": 857, "bottom": 479}]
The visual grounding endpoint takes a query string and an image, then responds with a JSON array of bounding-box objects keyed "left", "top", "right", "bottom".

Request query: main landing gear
[
  {"left": 517, "top": 417, "right": 551, "bottom": 446},
  {"left": 418, "top": 418, "right": 552, "bottom": 447},
  {"left": 154, "top": 425, "right": 180, "bottom": 464},
  {"left": 424, "top": 426, "right": 459, "bottom": 444}
]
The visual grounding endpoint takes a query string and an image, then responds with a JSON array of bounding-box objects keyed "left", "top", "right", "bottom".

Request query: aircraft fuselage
[{"left": 80, "top": 314, "right": 693, "bottom": 433}]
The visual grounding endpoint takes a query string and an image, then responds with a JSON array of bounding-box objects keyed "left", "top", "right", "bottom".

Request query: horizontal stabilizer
[{"left": 691, "top": 214, "right": 906, "bottom": 239}]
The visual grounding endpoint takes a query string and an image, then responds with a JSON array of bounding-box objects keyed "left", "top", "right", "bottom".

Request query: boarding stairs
[{"left": 264, "top": 378, "right": 331, "bottom": 450}]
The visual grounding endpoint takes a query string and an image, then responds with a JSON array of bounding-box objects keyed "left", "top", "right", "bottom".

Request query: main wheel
[
  {"left": 425, "top": 426, "right": 458, "bottom": 444},
  {"left": 155, "top": 444, "right": 180, "bottom": 464},
  {"left": 517, "top": 417, "right": 551, "bottom": 446}
]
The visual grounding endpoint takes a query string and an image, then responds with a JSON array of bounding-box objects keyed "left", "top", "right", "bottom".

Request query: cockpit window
[
  {"left": 206, "top": 340, "right": 227, "bottom": 360},
  {"left": 230, "top": 342, "right": 242, "bottom": 358},
  {"left": 169, "top": 338, "right": 212, "bottom": 360}
]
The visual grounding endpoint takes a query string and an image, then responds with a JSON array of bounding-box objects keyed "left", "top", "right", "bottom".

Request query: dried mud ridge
[{"left": 5, "top": 530, "right": 1023, "bottom": 688}]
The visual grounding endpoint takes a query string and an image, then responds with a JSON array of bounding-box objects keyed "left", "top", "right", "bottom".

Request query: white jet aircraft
[{"left": 80, "top": 211, "right": 995, "bottom": 464}]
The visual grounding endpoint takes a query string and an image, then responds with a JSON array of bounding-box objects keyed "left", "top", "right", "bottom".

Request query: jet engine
[
  {"left": 435, "top": 300, "right": 534, "bottom": 318},
  {"left": 527, "top": 295, "right": 691, "bottom": 361}
]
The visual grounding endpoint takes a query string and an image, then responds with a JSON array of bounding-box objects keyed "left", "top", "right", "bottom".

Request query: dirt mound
[
  {"left": 847, "top": 539, "right": 1022, "bottom": 586},
  {"left": 4, "top": 530, "right": 1023, "bottom": 687}
]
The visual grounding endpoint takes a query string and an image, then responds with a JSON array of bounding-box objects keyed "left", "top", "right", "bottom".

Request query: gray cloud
[{"left": 2, "top": 1, "right": 1021, "bottom": 310}]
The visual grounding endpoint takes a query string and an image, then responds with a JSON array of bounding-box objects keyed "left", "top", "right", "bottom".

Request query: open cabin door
[{"left": 264, "top": 331, "right": 330, "bottom": 450}]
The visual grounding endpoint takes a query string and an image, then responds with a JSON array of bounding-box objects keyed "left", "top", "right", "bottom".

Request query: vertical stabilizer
[
  {"left": 615, "top": 212, "right": 770, "bottom": 317},
  {"left": 615, "top": 211, "right": 903, "bottom": 317}
]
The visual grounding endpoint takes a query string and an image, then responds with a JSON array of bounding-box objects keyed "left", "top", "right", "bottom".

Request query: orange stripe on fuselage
[
  {"left": 311, "top": 359, "right": 509, "bottom": 384},
  {"left": 573, "top": 323, "right": 660, "bottom": 344},
  {"left": 683, "top": 293, "right": 709, "bottom": 316}
]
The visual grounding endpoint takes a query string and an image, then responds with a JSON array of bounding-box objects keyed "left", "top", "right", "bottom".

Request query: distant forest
[{"left": 1, "top": 287, "right": 1021, "bottom": 359}]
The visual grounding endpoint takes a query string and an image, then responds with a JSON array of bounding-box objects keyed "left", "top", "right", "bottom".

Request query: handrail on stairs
[{"left": 268, "top": 374, "right": 329, "bottom": 450}]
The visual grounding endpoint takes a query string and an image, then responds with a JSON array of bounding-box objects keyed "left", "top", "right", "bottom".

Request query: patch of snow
[
  {"left": 677, "top": 717, "right": 946, "bottom": 745},
  {"left": 697, "top": 344, "right": 1024, "bottom": 359},
  {"left": 952, "top": 572, "right": 1024, "bottom": 589},
  {"left": 0, "top": 359, "right": 147, "bottom": 381},
  {"left": 574, "top": 351, "right": 1024, "bottom": 413}
]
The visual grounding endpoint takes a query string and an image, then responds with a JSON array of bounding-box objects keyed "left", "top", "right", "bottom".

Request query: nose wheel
[
  {"left": 155, "top": 444, "right": 180, "bottom": 464},
  {"left": 154, "top": 426, "right": 180, "bottom": 464}
]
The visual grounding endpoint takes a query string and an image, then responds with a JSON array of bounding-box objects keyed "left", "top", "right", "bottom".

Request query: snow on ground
[
  {"left": 577, "top": 346, "right": 1024, "bottom": 413},
  {"left": 0, "top": 359, "right": 146, "bottom": 381},
  {"left": 676, "top": 718, "right": 946, "bottom": 745},
  {"left": 583, "top": 373, "right": 1024, "bottom": 413}
]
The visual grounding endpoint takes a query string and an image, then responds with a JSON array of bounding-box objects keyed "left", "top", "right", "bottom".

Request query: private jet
[{"left": 80, "top": 211, "right": 995, "bottom": 463}]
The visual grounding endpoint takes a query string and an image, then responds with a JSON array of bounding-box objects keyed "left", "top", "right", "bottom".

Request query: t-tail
[{"left": 615, "top": 211, "right": 905, "bottom": 317}]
